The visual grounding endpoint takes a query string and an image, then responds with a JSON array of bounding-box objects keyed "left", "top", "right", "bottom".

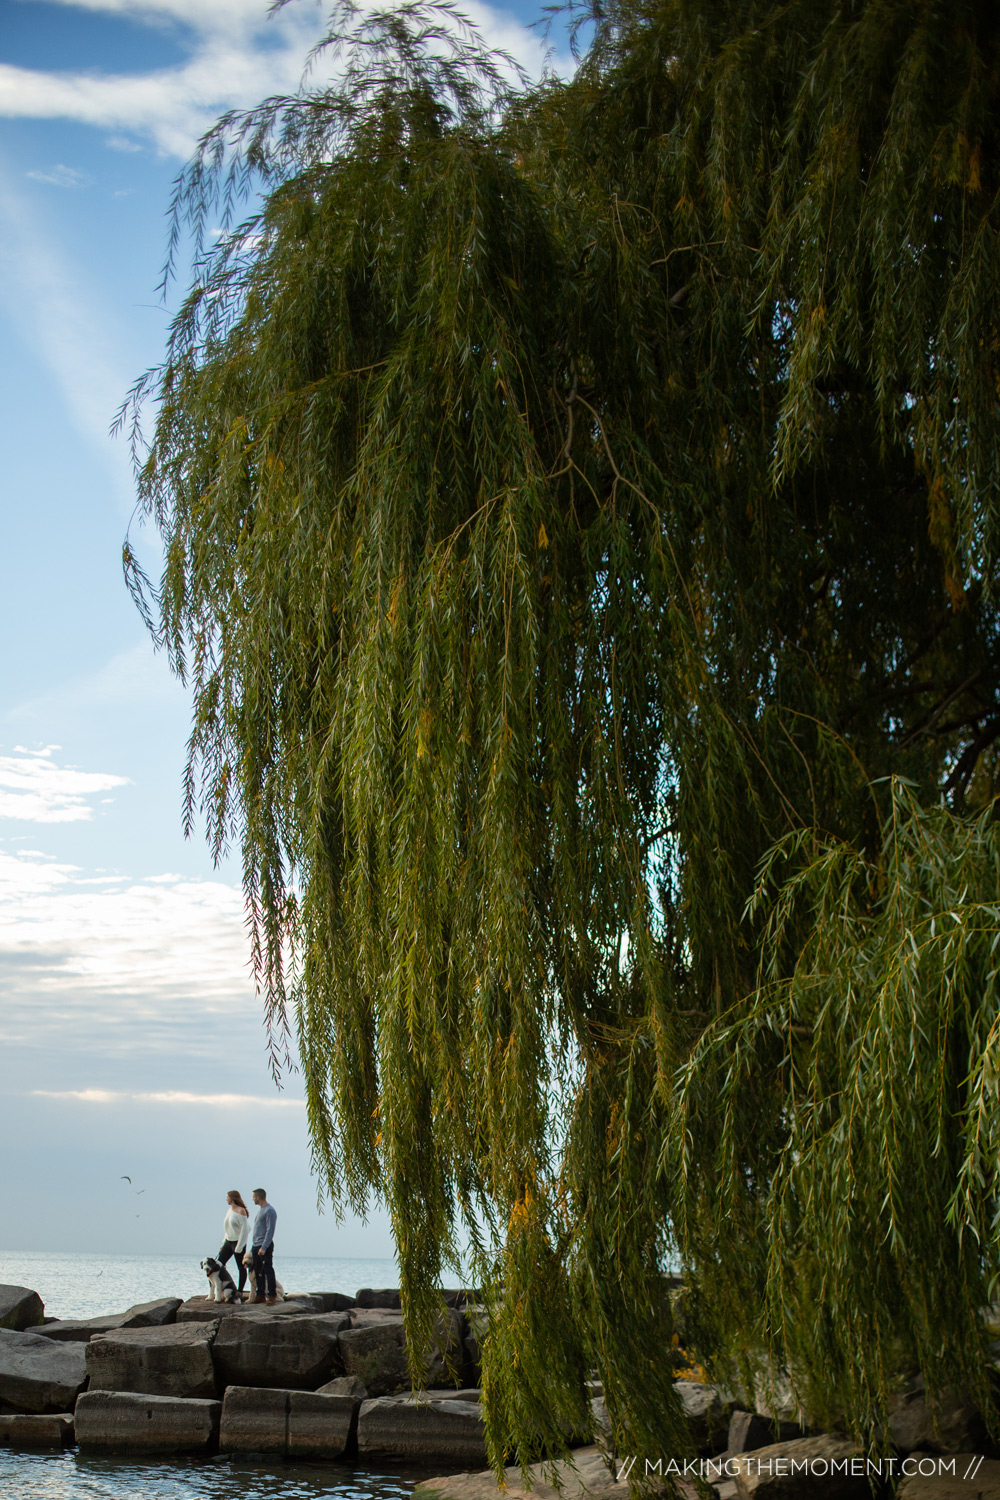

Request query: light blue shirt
[{"left": 252, "top": 1202, "right": 277, "bottom": 1251}]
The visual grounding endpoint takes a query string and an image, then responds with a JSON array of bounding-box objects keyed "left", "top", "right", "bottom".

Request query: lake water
[
  {"left": 0, "top": 1251, "right": 449, "bottom": 1500},
  {"left": 0, "top": 1250, "right": 400, "bottom": 1321}
]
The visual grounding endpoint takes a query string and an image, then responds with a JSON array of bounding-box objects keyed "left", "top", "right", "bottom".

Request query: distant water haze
[{"left": 0, "top": 1250, "right": 399, "bottom": 1321}]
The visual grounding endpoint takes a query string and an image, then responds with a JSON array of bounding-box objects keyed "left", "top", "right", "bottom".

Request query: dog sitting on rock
[{"left": 201, "top": 1256, "right": 240, "bottom": 1304}]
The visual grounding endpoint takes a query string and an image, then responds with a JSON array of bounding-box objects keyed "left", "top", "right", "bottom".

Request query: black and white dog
[{"left": 201, "top": 1256, "right": 240, "bottom": 1304}]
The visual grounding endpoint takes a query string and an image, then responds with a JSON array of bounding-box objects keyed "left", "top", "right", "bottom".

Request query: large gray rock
[
  {"left": 211, "top": 1312, "right": 347, "bottom": 1390},
  {"left": 0, "top": 1329, "right": 87, "bottom": 1413},
  {"left": 219, "top": 1384, "right": 359, "bottom": 1459},
  {"left": 288, "top": 1390, "right": 360, "bottom": 1458},
  {"left": 219, "top": 1385, "right": 287, "bottom": 1454},
  {"left": 730, "top": 1435, "right": 869, "bottom": 1498},
  {"left": 86, "top": 1321, "right": 218, "bottom": 1399},
  {"left": 675, "top": 1380, "right": 729, "bottom": 1454},
  {"left": 176, "top": 1297, "right": 309, "bottom": 1324},
  {"left": 38, "top": 1298, "right": 182, "bottom": 1343},
  {"left": 897, "top": 1455, "right": 1000, "bottom": 1499},
  {"left": 727, "top": 1410, "right": 803, "bottom": 1456},
  {"left": 75, "top": 1389, "right": 220, "bottom": 1454},
  {"left": 356, "top": 1289, "right": 402, "bottom": 1309},
  {"left": 888, "top": 1375, "right": 984, "bottom": 1454},
  {"left": 413, "top": 1442, "right": 627, "bottom": 1500},
  {"left": 358, "top": 1393, "right": 487, "bottom": 1464},
  {"left": 339, "top": 1309, "right": 464, "bottom": 1396},
  {"left": 317, "top": 1374, "right": 369, "bottom": 1398},
  {"left": 0, "top": 1412, "right": 73, "bottom": 1447},
  {"left": 0, "top": 1287, "right": 44, "bottom": 1333},
  {"left": 307, "top": 1292, "right": 357, "bottom": 1313}
]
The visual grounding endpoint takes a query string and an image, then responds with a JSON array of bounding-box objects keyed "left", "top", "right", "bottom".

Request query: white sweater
[{"left": 223, "top": 1207, "right": 249, "bottom": 1252}]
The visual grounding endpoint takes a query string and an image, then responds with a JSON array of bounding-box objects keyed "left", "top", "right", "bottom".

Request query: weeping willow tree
[{"left": 126, "top": 0, "right": 1000, "bottom": 1475}]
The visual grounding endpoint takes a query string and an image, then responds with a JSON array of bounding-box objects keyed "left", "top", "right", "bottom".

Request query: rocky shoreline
[{"left": 1, "top": 1282, "right": 998, "bottom": 1499}]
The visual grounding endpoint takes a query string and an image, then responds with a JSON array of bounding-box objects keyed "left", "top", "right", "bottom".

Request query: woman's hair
[{"left": 227, "top": 1190, "right": 249, "bottom": 1212}]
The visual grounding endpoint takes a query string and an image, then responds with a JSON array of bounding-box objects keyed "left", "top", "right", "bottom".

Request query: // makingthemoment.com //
[{"left": 616, "top": 1454, "right": 986, "bottom": 1483}]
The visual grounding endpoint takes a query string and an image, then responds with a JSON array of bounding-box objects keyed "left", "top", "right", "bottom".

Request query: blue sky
[{"left": 0, "top": 0, "right": 551, "bottom": 1263}]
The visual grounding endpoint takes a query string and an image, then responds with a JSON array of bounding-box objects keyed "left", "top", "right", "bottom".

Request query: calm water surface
[
  {"left": 0, "top": 1452, "right": 444, "bottom": 1500},
  {"left": 0, "top": 1251, "right": 399, "bottom": 1321}
]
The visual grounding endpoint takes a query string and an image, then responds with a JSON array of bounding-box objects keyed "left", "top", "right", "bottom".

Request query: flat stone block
[
  {"left": 414, "top": 1443, "right": 630, "bottom": 1500},
  {"left": 356, "top": 1289, "right": 402, "bottom": 1309},
  {"left": 0, "top": 1287, "right": 45, "bottom": 1333},
  {"left": 75, "top": 1390, "right": 220, "bottom": 1454},
  {"left": 359, "top": 1393, "right": 487, "bottom": 1465},
  {"left": 288, "top": 1390, "right": 359, "bottom": 1458},
  {"left": 86, "top": 1321, "right": 218, "bottom": 1399},
  {"left": 212, "top": 1313, "right": 347, "bottom": 1390},
  {"left": 0, "top": 1412, "right": 73, "bottom": 1446},
  {"left": 0, "top": 1329, "right": 87, "bottom": 1413},
  {"left": 176, "top": 1298, "right": 310, "bottom": 1324},
  {"left": 730, "top": 1435, "right": 868, "bottom": 1498},
  {"left": 219, "top": 1385, "right": 288, "bottom": 1454},
  {"left": 898, "top": 1454, "right": 1000, "bottom": 1499},
  {"left": 37, "top": 1298, "right": 182, "bottom": 1344}
]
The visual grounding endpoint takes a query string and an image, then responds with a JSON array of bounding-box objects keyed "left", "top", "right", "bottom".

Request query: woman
[{"left": 218, "top": 1190, "right": 250, "bottom": 1299}]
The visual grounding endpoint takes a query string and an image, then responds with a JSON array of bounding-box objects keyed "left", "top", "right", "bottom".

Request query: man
[{"left": 248, "top": 1187, "right": 278, "bottom": 1304}]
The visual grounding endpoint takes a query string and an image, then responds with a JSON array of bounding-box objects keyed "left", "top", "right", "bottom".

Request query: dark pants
[
  {"left": 217, "top": 1238, "right": 248, "bottom": 1295},
  {"left": 250, "top": 1243, "right": 276, "bottom": 1299}
]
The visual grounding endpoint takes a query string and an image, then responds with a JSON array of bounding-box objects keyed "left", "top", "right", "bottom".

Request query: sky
[{"left": 0, "top": 0, "right": 553, "bottom": 1264}]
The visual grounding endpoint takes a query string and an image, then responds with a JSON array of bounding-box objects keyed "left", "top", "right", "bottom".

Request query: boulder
[
  {"left": 413, "top": 1443, "right": 631, "bottom": 1500},
  {"left": 727, "top": 1410, "right": 804, "bottom": 1456},
  {"left": 888, "top": 1375, "right": 984, "bottom": 1454},
  {"left": 358, "top": 1393, "right": 488, "bottom": 1465},
  {"left": 441, "top": 1290, "right": 484, "bottom": 1308},
  {"left": 316, "top": 1374, "right": 369, "bottom": 1398},
  {"left": 0, "top": 1329, "right": 87, "bottom": 1413},
  {"left": 339, "top": 1317, "right": 408, "bottom": 1396},
  {"left": 307, "top": 1292, "right": 357, "bottom": 1313},
  {"left": 356, "top": 1289, "right": 402, "bottom": 1309},
  {"left": 339, "top": 1309, "right": 464, "bottom": 1395},
  {"left": 219, "top": 1384, "right": 360, "bottom": 1459},
  {"left": 86, "top": 1321, "right": 218, "bottom": 1399},
  {"left": 176, "top": 1297, "right": 310, "bottom": 1324},
  {"left": 729, "top": 1435, "right": 869, "bottom": 1498},
  {"left": 897, "top": 1455, "right": 1000, "bottom": 1499},
  {"left": 675, "top": 1380, "right": 729, "bottom": 1454},
  {"left": 75, "top": 1390, "right": 220, "bottom": 1454},
  {"left": 37, "top": 1298, "right": 182, "bottom": 1343},
  {"left": 0, "top": 1287, "right": 44, "bottom": 1333},
  {"left": 288, "top": 1390, "right": 360, "bottom": 1459},
  {"left": 211, "top": 1312, "right": 347, "bottom": 1390},
  {"left": 0, "top": 1412, "right": 73, "bottom": 1447},
  {"left": 219, "top": 1385, "right": 288, "bottom": 1454}
]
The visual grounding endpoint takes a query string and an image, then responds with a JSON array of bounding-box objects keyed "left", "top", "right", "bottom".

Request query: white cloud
[
  {"left": 0, "top": 0, "right": 552, "bottom": 158},
  {"left": 34, "top": 1088, "right": 303, "bottom": 1107},
  {"left": 25, "top": 163, "right": 93, "bottom": 187},
  {"left": 0, "top": 746, "right": 128, "bottom": 823}
]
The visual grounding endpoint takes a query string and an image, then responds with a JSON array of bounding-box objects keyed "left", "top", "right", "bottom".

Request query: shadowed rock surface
[
  {"left": 0, "top": 1329, "right": 87, "bottom": 1413},
  {"left": 38, "top": 1299, "right": 182, "bottom": 1342},
  {"left": 0, "top": 1412, "right": 74, "bottom": 1447},
  {"left": 358, "top": 1393, "right": 487, "bottom": 1464},
  {"left": 0, "top": 1288, "right": 44, "bottom": 1333},
  {"left": 86, "top": 1321, "right": 219, "bottom": 1399},
  {"left": 75, "top": 1390, "right": 220, "bottom": 1454},
  {"left": 211, "top": 1312, "right": 348, "bottom": 1390}
]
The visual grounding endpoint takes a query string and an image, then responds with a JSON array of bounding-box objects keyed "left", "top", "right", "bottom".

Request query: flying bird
[
  {"left": 136, "top": 1190, "right": 145, "bottom": 1196},
  {"left": 121, "top": 1176, "right": 131, "bottom": 1184}
]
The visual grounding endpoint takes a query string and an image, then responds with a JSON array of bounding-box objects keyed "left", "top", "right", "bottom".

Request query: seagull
[
  {"left": 136, "top": 1190, "right": 145, "bottom": 1196},
  {"left": 121, "top": 1176, "right": 132, "bottom": 1184}
]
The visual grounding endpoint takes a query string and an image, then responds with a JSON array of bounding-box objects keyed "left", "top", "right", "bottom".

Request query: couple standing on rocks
[{"left": 218, "top": 1188, "right": 279, "bottom": 1303}]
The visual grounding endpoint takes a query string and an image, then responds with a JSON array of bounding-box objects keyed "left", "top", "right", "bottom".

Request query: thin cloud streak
[{"left": 34, "top": 1088, "right": 303, "bottom": 1107}]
